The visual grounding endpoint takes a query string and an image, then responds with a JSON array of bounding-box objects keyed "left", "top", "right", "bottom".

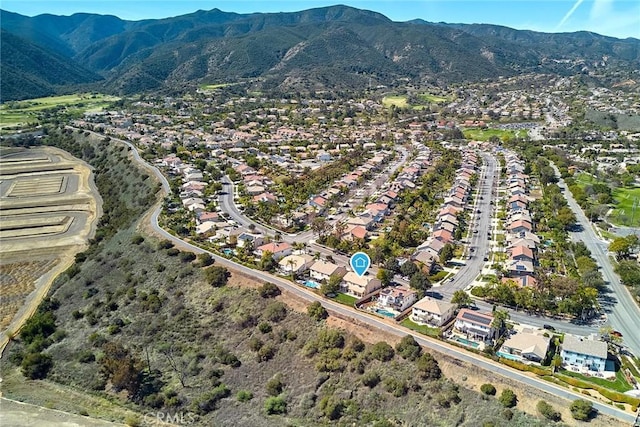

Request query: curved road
[
  {"left": 132, "top": 139, "right": 632, "bottom": 423},
  {"left": 75, "top": 128, "right": 635, "bottom": 423}
]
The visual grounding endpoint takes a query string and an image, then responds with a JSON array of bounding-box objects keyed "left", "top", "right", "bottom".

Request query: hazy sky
[{"left": 3, "top": 1, "right": 639, "bottom": 39}]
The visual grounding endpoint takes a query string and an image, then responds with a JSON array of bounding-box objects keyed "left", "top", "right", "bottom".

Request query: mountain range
[{"left": 1, "top": 5, "right": 639, "bottom": 101}]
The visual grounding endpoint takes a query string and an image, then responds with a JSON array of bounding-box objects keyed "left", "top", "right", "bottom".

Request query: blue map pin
[{"left": 350, "top": 252, "right": 371, "bottom": 277}]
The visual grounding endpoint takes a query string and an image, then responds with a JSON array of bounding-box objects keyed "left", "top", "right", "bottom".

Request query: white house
[
  {"left": 341, "top": 272, "right": 382, "bottom": 298},
  {"left": 454, "top": 309, "right": 495, "bottom": 341},
  {"left": 500, "top": 330, "right": 550, "bottom": 363},
  {"left": 377, "top": 286, "right": 418, "bottom": 312},
  {"left": 561, "top": 334, "right": 608, "bottom": 373},
  {"left": 411, "top": 297, "right": 457, "bottom": 327},
  {"left": 309, "top": 261, "right": 347, "bottom": 282},
  {"left": 278, "top": 254, "right": 315, "bottom": 275},
  {"left": 254, "top": 242, "right": 292, "bottom": 261}
]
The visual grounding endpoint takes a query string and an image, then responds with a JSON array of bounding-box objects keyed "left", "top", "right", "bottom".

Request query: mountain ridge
[{"left": 2, "top": 5, "right": 639, "bottom": 101}]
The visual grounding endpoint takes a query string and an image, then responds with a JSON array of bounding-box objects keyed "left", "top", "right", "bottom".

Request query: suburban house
[
  {"left": 499, "top": 330, "right": 550, "bottom": 363},
  {"left": 454, "top": 309, "right": 495, "bottom": 341},
  {"left": 341, "top": 272, "right": 382, "bottom": 298},
  {"left": 377, "top": 286, "right": 418, "bottom": 312},
  {"left": 509, "top": 245, "right": 535, "bottom": 263},
  {"left": 561, "top": 334, "right": 608, "bottom": 373},
  {"left": 507, "top": 220, "right": 533, "bottom": 234},
  {"left": 342, "top": 225, "right": 368, "bottom": 241},
  {"left": 278, "top": 254, "right": 315, "bottom": 275},
  {"left": 506, "top": 260, "right": 535, "bottom": 276},
  {"left": 309, "top": 261, "right": 347, "bottom": 282},
  {"left": 254, "top": 242, "right": 293, "bottom": 260},
  {"left": 411, "top": 251, "right": 436, "bottom": 273},
  {"left": 411, "top": 297, "right": 457, "bottom": 327},
  {"left": 236, "top": 232, "right": 264, "bottom": 249}
]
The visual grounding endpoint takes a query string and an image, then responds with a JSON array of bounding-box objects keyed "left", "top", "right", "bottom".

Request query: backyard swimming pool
[
  {"left": 376, "top": 308, "right": 396, "bottom": 318},
  {"left": 497, "top": 351, "right": 521, "bottom": 361},
  {"left": 303, "top": 280, "right": 320, "bottom": 289},
  {"left": 451, "top": 336, "right": 480, "bottom": 348}
]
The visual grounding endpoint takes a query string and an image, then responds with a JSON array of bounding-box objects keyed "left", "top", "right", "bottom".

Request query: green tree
[
  {"left": 308, "top": 301, "right": 328, "bottom": 321},
  {"left": 395, "top": 335, "right": 422, "bottom": 361},
  {"left": 451, "top": 290, "right": 472, "bottom": 308},
  {"left": 205, "top": 265, "right": 230, "bottom": 287},
  {"left": 480, "top": 383, "right": 496, "bottom": 396},
  {"left": 498, "top": 389, "right": 517, "bottom": 408},
  {"left": 260, "top": 251, "right": 277, "bottom": 272},
  {"left": 569, "top": 399, "right": 593, "bottom": 421},
  {"left": 439, "top": 243, "right": 455, "bottom": 265},
  {"left": 399, "top": 261, "right": 419, "bottom": 277},
  {"left": 537, "top": 400, "right": 561, "bottom": 421},
  {"left": 264, "top": 396, "right": 287, "bottom": 415},
  {"left": 21, "top": 352, "right": 53, "bottom": 379},
  {"left": 409, "top": 271, "right": 431, "bottom": 293},
  {"left": 320, "top": 274, "right": 342, "bottom": 296},
  {"left": 369, "top": 342, "right": 395, "bottom": 362},
  {"left": 376, "top": 268, "right": 394, "bottom": 286},
  {"left": 259, "top": 282, "right": 281, "bottom": 298},
  {"left": 416, "top": 352, "right": 441, "bottom": 380}
]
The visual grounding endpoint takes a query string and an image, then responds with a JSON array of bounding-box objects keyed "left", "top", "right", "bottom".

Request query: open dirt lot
[{"left": 0, "top": 146, "right": 102, "bottom": 353}]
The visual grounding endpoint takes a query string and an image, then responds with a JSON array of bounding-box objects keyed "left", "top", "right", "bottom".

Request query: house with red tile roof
[
  {"left": 509, "top": 245, "right": 535, "bottom": 263},
  {"left": 433, "top": 229, "right": 454, "bottom": 244},
  {"left": 254, "top": 242, "right": 293, "bottom": 260}
]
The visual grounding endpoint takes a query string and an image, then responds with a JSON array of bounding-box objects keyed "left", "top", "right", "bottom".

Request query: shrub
[
  {"left": 197, "top": 253, "right": 214, "bottom": 267},
  {"left": 570, "top": 399, "right": 593, "bottom": 421},
  {"left": 416, "top": 353, "right": 441, "bottom": 380},
  {"left": 480, "top": 383, "right": 496, "bottom": 396},
  {"left": 205, "top": 265, "right": 230, "bottom": 287},
  {"left": 383, "top": 377, "right": 408, "bottom": 397},
  {"left": 308, "top": 301, "right": 328, "bottom": 320},
  {"left": 179, "top": 252, "right": 197, "bottom": 263},
  {"left": 78, "top": 350, "right": 95, "bottom": 363},
  {"left": 131, "top": 235, "right": 145, "bottom": 245},
  {"left": 502, "top": 409, "right": 514, "bottom": 420},
  {"left": 395, "top": 335, "right": 422, "bottom": 361},
  {"left": 537, "top": 400, "right": 561, "bottom": 421},
  {"left": 258, "top": 322, "right": 272, "bottom": 334},
  {"left": 498, "top": 389, "right": 517, "bottom": 408},
  {"left": 21, "top": 352, "right": 53, "bottom": 379},
  {"left": 166, "top": 248, "right": 180, "bottom": 256},
  {"left": 370, "top": 342, "right": 394, "bottom": 362},
  {"left": 158, "top": 239, "right": 174, "bottom": 249},
  {"left": 264, "top": 396, "right": 287, "bottom": 415},
  {"left": 191, "top": 384, "right": 230, "bottom": 415},
  {"left": 264, "top": 301, "right": 287, "bottom": 322},
  {"left": 362, "top": 371, "right": 381, "bottom": 388},
  {"left": 259, "top": 282, "right": 281, "bottom": 298},
  {"left": 237, "top": 390, "right": 253, "bottom": 402},
  {"left": 266, "top": 375, "right": 285, "bottom": 396}
]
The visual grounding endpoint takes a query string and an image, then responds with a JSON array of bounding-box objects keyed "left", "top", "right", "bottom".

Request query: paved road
[
  {"left": 554, "top": 165, "right": 640, "bottom": 355},
  {"left": 146, "top": 203, "right": 634, "bottom": 424},
  {"left": 82, "top": 130, "right": 635, "bottom": 423}
]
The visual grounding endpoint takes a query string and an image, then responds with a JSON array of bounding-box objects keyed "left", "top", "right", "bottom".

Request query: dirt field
[{"left": 0, "top": 147, "right": 102, "bottom": 354}]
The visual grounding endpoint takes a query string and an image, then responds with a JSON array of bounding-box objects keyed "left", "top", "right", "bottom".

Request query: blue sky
[{"left": 2, "top": 1, "right": 639, "bottom": 39}]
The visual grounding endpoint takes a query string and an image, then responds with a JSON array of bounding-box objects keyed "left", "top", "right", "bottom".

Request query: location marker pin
[{"left": 350, "top": 252, "right": 371, "bottom": 277}]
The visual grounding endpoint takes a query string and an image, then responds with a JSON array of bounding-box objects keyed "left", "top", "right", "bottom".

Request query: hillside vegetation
[
  {"left": 0, "top": 129, "right": 556, "bottom": 426},
  {"left": 1, "top": 6, "right": 639, "bottom": 99}
]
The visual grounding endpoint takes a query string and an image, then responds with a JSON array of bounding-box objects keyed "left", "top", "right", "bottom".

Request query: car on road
[
  {"left": 483, "top": 257, "right": 489, "bottom": 261},
  {"left": 543, "top": 324, "right": 555, "bottom": 331}
]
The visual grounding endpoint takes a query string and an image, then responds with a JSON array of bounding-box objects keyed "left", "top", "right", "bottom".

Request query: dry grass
[{"left": 0, "top": 259, "right": 59, "bottom": 329}]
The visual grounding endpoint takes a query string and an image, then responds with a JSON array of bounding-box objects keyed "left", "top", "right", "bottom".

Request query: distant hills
[{"left": 1, "top": 5, "right": 639, "bottom": 101}]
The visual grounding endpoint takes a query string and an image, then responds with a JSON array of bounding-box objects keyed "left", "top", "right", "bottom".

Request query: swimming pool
[
  {"left": 497, "top": 351, "right": 521, "bottom": 361},
  {"left": 303, "top": 280, "right": 320, "bottom": 289},
  {"left": 452, "top": 336, "right": 480, "bottom": 348},
  {"left": 376, "top": 309, "right": 396, "bottom": 318},
  {"left": 223, "top": 248, "right": 234, "bottom": 256}
]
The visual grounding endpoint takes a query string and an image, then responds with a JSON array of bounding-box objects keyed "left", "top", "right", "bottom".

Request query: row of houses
[
  {"left": 412, "top": 148, "right": 479, "bottom": 271},
  {"left": 501, "top": 150, "right": 540, "bottom": 285}
]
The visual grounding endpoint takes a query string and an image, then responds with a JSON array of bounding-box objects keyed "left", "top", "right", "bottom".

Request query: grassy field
[
  {"left": 400, "top": 318, "right": 441, "bottom": 338},
  {"left": 610, "top": 186, "right": 640, "bottom": 227},
  {"left": 559, "top": 369, "right": 633, "bottom": 393},
  {"left": 332, "top": 292, "right": 358, "bottom": 306},
  {"left": 382, "top": 95, "right": 409, "bottom": 108},
  {"left": 418, "top": 93, "right": 449, "bottom": 103},
  {"left": 0, "top": 94, "right": 119, "bottom": 131},
  {"left": 462, "top": 128, "right": 527, "bottom": 141},
  {"left": 199, "top": 83, "right": 235, "bottom": 90}
]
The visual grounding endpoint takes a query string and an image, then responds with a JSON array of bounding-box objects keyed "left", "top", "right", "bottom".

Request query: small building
[
  {"left": 411, "top": 297, "right": 457, "bottom": 327},
  {"left": 500, "top": 330, "right": 550, "bottom": 363},
  {"left": 309, "top": 261, "right": 347, "bottom": 283},
  {"left": 377, "top": 286, "right": 418, "bottom": 312},
  {"left": 254, "top": 242, "right": 293, "bottom": 260},
  {"left": 561, "top": 334, "right": 608, "bottom": 373},
  {"left": 454, "top": 309, "right": 495, "bottom": 341},
  {"left": 341, "top": 272, "right": 382, "bottom": 298},
  {"left": 278, "top": 254, "right": 315, "bottom": 275}
]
